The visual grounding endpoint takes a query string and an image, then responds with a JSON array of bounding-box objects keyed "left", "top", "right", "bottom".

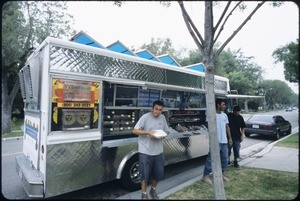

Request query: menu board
[
  {"left": 51, "top": 78, "right": 100, "bottom": 131},
  {"left": 63, "top": 80, "right": 91, "bottom": 102},
  {"left": 138, "top": 89, "right": 160, "bottom": 107}
]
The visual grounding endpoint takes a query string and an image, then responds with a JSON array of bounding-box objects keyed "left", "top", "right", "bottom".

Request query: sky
[{"left": 67, "top": 1, "right": 299, "bottom": 94}]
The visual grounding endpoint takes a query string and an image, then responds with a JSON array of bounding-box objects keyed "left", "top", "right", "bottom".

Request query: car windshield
[{"left": 248, "top": 115, "right": 274, "bottom": 123}]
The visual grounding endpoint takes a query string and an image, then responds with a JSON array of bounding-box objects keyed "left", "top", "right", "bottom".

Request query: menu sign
[
  {"left": 51, "top": 78, "right": 100, "bottom": 131},
  {"left": 138, "top": 89, "right": 160, "bottom": 107}
]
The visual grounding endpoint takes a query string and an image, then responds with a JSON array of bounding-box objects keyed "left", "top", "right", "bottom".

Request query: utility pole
[{"left": 263, "top": 88, "right": 273, "bottom": 111}]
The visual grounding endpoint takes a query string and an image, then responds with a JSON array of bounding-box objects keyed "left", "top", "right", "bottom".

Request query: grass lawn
[
  {"left": 165, "top": 132, "right": 299, "bottom": 200},
  {"left": 2, "top": 118, "right": 23, "bottom": 138},
  {"left": 275, "top": 133, "right": 299, "bottom": 149},
  {"left": 165, "top": 166, "right": 299, "bottom": 200}
]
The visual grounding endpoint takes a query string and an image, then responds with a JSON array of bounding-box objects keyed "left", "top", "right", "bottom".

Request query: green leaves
[{"left": 272, "top": 40, "right": 299, "bottom": 83}]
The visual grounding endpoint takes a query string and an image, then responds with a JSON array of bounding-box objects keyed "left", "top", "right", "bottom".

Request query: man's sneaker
[
  {"left": 223, "top": 175, "right": 230, "bottom": 182},
  {"left": 228, "top": 160, "right": 231, "bottom": 165},
  {"left": 149, "top": 187, "right": 159, "bottom": 200},
  {"left": 142, "top": 192, "right": 148, "bottom": 200},
  {"left": 201, "top": 175, "right": 213, "bottom": 185},
  {"left": 234, "top": 161, "right": 240, "bottom": 168}
]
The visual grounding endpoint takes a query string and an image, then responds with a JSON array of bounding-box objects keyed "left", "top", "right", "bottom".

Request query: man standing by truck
[
  {"left": 227, "top": 105, "right": 246, "bottom": 168},
  {"left": 201, "top": 99, "right": 232, "bottom": 184},
  {"left": 133, "top": 100, "right": 170, "bottom": 200}
]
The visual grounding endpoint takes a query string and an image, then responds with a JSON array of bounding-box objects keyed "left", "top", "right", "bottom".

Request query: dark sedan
[{"left": 245, "top": 114, "right": 292, "bottom": 140}]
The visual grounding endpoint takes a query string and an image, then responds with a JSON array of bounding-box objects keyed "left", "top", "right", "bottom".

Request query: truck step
[{"left": 15, "top": 155, "right": 44, "bottom": 198}]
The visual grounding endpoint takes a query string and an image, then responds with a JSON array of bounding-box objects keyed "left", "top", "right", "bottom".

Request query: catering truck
[{"left": 16, "top": 37, "right": 231, "bottom": 198}]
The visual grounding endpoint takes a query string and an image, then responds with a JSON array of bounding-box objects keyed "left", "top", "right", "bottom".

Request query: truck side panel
[{"left": 44, "top": 133, "right": 208, "bottom": 197}]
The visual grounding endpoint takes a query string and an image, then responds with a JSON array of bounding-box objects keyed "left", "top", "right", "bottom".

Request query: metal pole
[
  {"left": 264, "top": 95, "right": 267, "bottom": 111},
  {"left": 264, "top": 88, "right": 272, "bottom": 111}
]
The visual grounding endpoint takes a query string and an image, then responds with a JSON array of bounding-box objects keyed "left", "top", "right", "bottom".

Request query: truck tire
[{"left": 121, "top": 154, "right": 141, "bottom": 191}]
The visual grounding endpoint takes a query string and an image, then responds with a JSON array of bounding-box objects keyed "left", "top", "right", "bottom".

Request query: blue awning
[
  {"left": 135, "top": 49, "right": 160, "bottom": 62},
  {"left": 157, "top": 54, "right": 181, "bottom": 67},
  {"left": 106, "top": 40, "right": 136, "bottom": 56},
  {"left": 184, "top": 63, "right": 205, "bottom": 72},
  {"left": 70, "top": 31, "right": 105, "bottom": 49},
  {"left": 70, "top": 31, "right": 207, "bottom": 69}
]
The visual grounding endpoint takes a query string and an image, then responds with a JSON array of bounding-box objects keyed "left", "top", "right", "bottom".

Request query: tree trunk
[
  {"left": 204, "top": 1, "right": 226, "bottom": 199},
  {"left": 204, "top": 60, "right": 226, "bottom": 200},
  {"left": 1, "top": 72, "right": 12, "bottom": 134}
]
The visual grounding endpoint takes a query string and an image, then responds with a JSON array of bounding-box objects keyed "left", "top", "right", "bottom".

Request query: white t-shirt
[
  {"left": 216, "top": 112, "right": 229, "bottom": 143},
  {"left": 134, "top": 112, "right": 169, "bottom": 155}
]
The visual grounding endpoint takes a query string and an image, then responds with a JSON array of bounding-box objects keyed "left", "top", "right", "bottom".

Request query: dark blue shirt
[{"left": 227, "top": 112, "right": 246, "bottom": 140}]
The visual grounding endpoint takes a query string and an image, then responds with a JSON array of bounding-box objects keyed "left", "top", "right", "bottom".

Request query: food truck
[{"left": 16, "top": 36, "right": 231, "bottom": 198}]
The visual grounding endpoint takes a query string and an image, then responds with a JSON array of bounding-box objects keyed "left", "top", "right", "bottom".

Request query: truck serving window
[
  {"left": 161, "top": 90, "right": 177, "bottom": 108},
  {"left": 115, "top": 85, "right": 138, "bottom": 107},
  {"left": 188, "top": 93, "right": 206, "bottom": 108}
]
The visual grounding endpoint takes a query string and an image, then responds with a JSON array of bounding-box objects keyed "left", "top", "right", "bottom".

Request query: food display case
[
  {"left": 103, "top": 109, "right": 138, "bottom": 140},
  {"left": 169, "top": 110, "right": 207, "bottom": 134}
]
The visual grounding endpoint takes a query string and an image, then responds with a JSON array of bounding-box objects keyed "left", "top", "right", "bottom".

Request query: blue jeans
[
  {"left": 228, "top": 139, "right": 241, "bottom": 160},
  {"left": 139, "top": 153, "right": 164, "bottom": 181},
  {"left": 203, "top": 143, "right": 228, "bottom": 176}
]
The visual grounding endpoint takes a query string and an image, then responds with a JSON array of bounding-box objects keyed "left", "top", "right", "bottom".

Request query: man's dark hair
[
  {"left": 215, "top": 99, "right": 225, "bottom": 108},
  {"left": 233, "top": 105, "right": 241, "bottom": 112},
  {"left": 153, "top": 100, "right": 164, "bottom": 108}
]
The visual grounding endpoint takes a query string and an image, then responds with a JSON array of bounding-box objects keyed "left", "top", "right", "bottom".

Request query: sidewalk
[
  {"left": 117, "top": 128, "right": 299, "bottom": 199},
  {"left": 241, "top": 132, "right": 299, "bottom": 173}
]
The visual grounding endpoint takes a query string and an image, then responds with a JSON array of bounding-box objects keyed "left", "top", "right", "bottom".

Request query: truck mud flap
[{"left": 15, "top": 155, "right": 44, "bottom": 198}]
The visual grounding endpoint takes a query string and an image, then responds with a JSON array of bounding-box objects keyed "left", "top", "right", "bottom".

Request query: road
[{"left": 1, "top": 109, "right": 298, "bottom": 199}]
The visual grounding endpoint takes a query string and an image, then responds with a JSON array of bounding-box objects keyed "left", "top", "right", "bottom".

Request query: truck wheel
[
  {"left": 245, "top": 133, "right": 250, "bottom": 137},
  {"left": 121, "top": 154, "right": 140, "bottom": 191}
]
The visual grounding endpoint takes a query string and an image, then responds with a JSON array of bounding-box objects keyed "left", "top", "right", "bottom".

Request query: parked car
[
  {"left": 285, "top": 107, "right": 293, "bottom": 112},
  {"left": 245, "top": 114, "right": 291, "bottom": 140}
]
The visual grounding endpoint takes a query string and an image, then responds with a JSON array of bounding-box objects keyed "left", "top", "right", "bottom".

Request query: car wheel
[
  {"left": 121, "top": 154, "right": 140, "bottom": 191},
  {"left": 286, "top": 126, "right": 292, "bottom": 135},
  {"left": 273, "top": 131, "right": 280, "bottom": 140},
  {"left": 245, "top": 133, "right": 250, "bottom": 137}
]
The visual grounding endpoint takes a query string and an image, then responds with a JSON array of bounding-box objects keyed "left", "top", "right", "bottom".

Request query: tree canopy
[
  {"left": 1, "top": 1, "right": 75, "bottom": 134},
  {"left": 272, "top": 39, "right": 299, "bottom": 83}
]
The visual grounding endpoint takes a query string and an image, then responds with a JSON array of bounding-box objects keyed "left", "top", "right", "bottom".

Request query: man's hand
[
  {"left": 228, "top": 138, "right": 233, "bottom": 146},
  {"left": 241, "top": 134, "right": 245, "bottom": 142},
  {"left": 148, "top": 130, "right": 156, "bottom": 138}
]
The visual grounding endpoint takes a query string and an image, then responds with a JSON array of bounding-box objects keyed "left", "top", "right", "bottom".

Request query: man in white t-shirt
[
  {"left": 201, "top": 99, "right": 232, "bottom": 185},
  {"left": 133, "top": 100, "right": 170, "bottom": 199}
]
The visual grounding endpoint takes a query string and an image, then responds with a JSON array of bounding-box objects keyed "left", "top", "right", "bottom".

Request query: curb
[
  {"left": 1, "top": 136, "right": 23, "bottom": 142},
  {"left": 159, "top": 175, "right": 202, "bottom": 199}
]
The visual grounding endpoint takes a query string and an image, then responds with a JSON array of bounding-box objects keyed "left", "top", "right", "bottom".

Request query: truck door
[{"left": 23, "top": 112, "right": 41, "bottom": 169}]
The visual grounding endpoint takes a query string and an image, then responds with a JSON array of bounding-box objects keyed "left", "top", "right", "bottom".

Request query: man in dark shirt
[{"left": 227, "top": 105, "right": 246, "bottom": 168}]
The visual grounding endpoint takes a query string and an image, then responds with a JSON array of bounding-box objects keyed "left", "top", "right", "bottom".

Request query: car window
[
  {"left": 248, "top": 115, "right": 274, "bottom": 123},
  {"left": 276, "top": 116, "right": 285, "bottom": 123}
]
